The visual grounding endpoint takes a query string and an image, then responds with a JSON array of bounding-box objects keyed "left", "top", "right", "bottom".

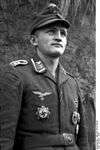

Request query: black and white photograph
[{"left": 0, "top": 0, "right": 96, "bottom": 150}]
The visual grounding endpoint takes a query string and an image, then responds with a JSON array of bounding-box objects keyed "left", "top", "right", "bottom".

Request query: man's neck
[{"left": 37, "top": 50, "right": 59, "bottom": 78}]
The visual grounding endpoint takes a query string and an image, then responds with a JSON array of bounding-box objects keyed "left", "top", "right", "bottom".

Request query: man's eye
[
  {"left": 61, "top": 30, "right": 67, "bottom": 36},
  {"left": 47, "top": 29, "right": 56, "bottom": 35}
]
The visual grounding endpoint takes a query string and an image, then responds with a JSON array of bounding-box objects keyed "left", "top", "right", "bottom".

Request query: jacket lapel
[{"left": 58, "top": 64, "right": 71, "bottom": 85}]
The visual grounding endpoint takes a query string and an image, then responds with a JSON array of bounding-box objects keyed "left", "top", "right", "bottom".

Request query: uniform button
[{"left": 62, "top": 133, "right": 73, "bottom": 144}]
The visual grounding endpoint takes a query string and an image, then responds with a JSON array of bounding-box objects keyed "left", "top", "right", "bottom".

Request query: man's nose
[{"left": 54, "top": 31, "right": 62, "bottom": 42}]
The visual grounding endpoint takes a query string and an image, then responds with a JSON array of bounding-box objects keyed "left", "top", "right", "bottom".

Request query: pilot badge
[
  {"left": 72, "top": 111, "right": 80, "bottom": 125},
  {"left": 36, "top": 106, "right": 50, "bottom": 120}
]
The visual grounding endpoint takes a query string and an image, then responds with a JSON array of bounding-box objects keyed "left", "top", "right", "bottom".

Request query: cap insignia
[{"left": 43, "top": 3, "right": 62, "bottom": 17}]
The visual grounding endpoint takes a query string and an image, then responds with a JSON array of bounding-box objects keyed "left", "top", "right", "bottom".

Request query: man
[{"left": 0, "top": 3, "right": 89, "bottom": 150}]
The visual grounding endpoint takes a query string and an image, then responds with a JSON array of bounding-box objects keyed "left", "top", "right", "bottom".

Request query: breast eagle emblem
[{"left": 32, "top": 91, "right": 52, "bottom": 100}]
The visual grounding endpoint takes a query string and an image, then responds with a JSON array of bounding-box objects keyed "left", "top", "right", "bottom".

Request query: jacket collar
[{"left": 31, "top": 53, "right": 71, "bottom": 85}]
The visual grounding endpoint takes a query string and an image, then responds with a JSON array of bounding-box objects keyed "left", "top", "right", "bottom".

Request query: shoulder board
[{"left": 10, "top": 60, "right": 28, "bottom": 67}]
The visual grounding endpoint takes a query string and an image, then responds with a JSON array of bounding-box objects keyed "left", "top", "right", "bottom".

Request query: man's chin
[{"left": 47, "top": 52, "right": 63, "bottom": 58}]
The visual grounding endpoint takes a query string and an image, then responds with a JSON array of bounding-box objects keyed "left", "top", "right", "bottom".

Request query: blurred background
[{"left": 0, "top": 0, "right": 95, "bottom": 101}]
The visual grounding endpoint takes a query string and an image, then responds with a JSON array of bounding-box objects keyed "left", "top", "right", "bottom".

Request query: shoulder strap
[{"left": 10, "top": 60, "right": 28, "bottom": 67}]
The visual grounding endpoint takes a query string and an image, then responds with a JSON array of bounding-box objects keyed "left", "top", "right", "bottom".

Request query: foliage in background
[{"left": 0, "top": 0, "right": 95, "bottom": 100}]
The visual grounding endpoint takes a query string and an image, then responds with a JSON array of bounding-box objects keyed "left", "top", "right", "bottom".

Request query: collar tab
[{"left": 31, "top": 58, "right": 46, "bottom": 73}]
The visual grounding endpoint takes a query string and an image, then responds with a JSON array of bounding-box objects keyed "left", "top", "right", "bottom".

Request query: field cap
[{"left": 31, "top": 3, "right": 70, "bottom": 34}]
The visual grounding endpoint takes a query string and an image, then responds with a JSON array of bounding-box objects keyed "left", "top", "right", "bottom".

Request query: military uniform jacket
[{"left": 0, "top": 53, "right": 89, "bottom": 150}]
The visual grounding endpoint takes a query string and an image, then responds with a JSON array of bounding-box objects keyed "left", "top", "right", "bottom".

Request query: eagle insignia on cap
[{"left": 44, "top": 3, "right": 62, "bottom": 16}]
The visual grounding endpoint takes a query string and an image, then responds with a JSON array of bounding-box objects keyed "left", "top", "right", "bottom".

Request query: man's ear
[{"left": 30, "top": 35, "right": 38, "bottom": 46}]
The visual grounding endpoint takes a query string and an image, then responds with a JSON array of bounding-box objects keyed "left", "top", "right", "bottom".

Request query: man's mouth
[{"left": 51, "top": 43, "right": 63, "bottom": 48}]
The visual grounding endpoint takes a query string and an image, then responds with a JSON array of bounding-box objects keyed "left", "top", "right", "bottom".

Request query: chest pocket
[{"left": 20, "top": 87, "right": 59, "bottom": 130}]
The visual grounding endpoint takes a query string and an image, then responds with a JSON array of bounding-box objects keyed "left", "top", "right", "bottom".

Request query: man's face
[{"left": 34, "top": 24, "right": 68, "bottom": 58}]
